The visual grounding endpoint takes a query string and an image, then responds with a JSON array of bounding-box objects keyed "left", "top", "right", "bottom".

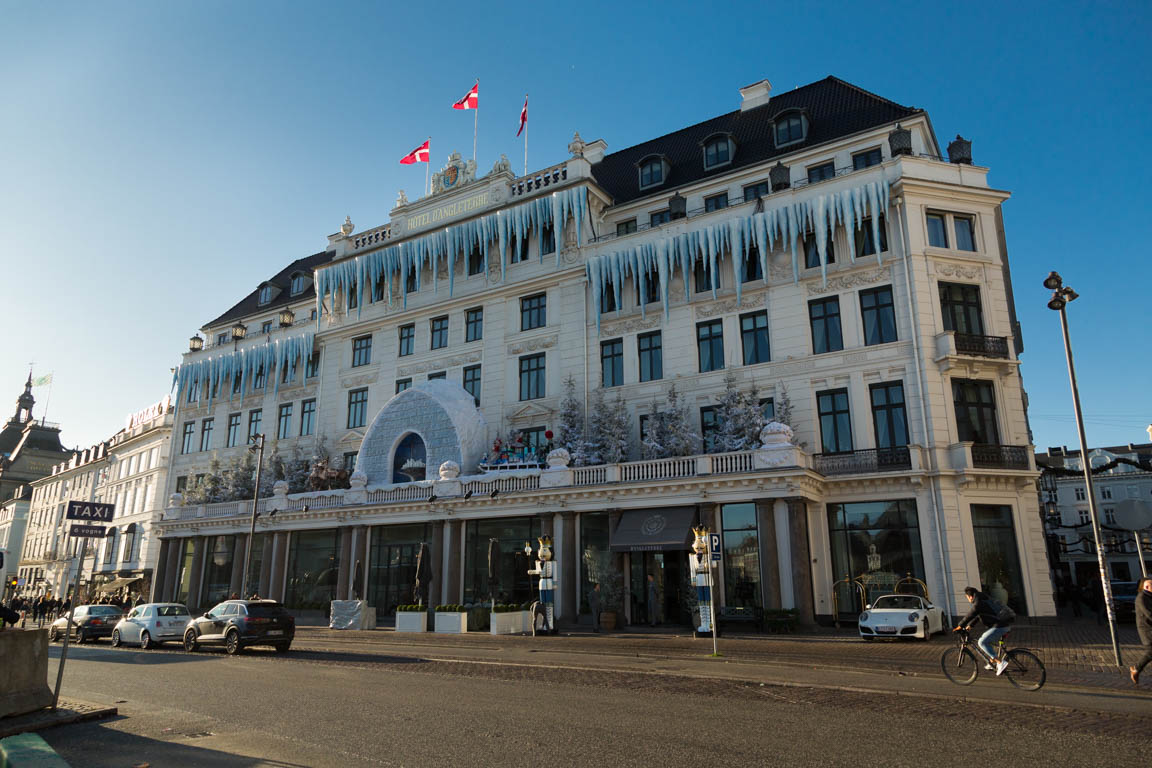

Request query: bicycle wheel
[
  {"left": 940, "top": 646, "right": 979, "bottom": 685},
  {"left": 1003, "top": 649, "right": 1045, "bottom": 691}
]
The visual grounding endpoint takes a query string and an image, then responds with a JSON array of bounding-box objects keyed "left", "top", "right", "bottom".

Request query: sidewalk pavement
[{"left": 0, "top": 700, "right": 118, "bottom": 740}]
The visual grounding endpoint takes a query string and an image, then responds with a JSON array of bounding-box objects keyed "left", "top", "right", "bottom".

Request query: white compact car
[
  {"left": 858, "top": 594, "right": 945, "bottom": 641},
  {"left": 111, "top": 602, "right": 191, "bottom": 648}
]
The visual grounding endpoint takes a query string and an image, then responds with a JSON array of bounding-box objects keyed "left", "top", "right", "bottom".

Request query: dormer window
[
  {"left": 637, "top": 155, "right": 669, "bottom": 191},
  {"left": 773, "top": 111, "right": 808, "bottom": 148},
  {"left": 289, "top": 272, "right": 309, "bottom": 296},
  {"left": 701, "top": 134, "right": 734, "bottom": 170},
  {"left": 257, "top": 284, "right": 273, "bottom": 305}
]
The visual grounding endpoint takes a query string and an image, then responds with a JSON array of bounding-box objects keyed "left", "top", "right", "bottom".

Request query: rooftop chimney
[{"left": 739, "top": 79, "right": 772, "bottom": 112}]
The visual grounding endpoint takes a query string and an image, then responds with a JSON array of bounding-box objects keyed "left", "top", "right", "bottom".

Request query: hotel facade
[{"left": 154, "top": 76, "right": 1053, "bottom": 627}]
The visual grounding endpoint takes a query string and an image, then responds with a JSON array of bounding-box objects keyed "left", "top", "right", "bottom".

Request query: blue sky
[{"left": 1, "top": 0, "right": 1149, "bottom": 451}]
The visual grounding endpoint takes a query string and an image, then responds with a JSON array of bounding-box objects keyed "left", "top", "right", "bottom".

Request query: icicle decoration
[
  {"left": 315, "top": 187, "right": 589, "bottom": 322},
  {"left": 173, "top": 330, "right": 316, "bottom": 403},
  {"left": 585, "top": 177, "right": 890, "bottom": 331}
]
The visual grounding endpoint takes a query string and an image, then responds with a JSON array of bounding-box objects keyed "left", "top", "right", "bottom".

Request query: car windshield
[
  {"left": 872, "top": 596, "right": 922, "bottom": 610},
  {"left": 247, "top": 603, "right": 288, "bottom": 617},
  {"left": 157, "top": 605, "right": 189, "bottom": 616},
  {"left": 1111, "top": 583, "right": 1138, "bottom": 597},
  {"left": 88, "top": 606, "right": 122, "bottom": 616}
]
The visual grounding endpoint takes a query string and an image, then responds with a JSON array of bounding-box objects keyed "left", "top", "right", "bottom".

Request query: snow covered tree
[
  {"left": 642, "top": 383, "right": 699, "bottom": 458},
  {"left": 555, "top": 374, "right": 585, "bottom": 462},
  {"left": 580, "top": 388, "right": 607, "bottom": 466},
  {"left": 711, "top": 371, "right": 766, "bottom": 453},
  {"left": 182, "top": 455, "right": 226, "bottom": 504},
  {"left": 599, "top": 393, "right": 632, "bottom": 464},
  {"left": 772, "top": 383, "right": 805, "bottom": 449}
]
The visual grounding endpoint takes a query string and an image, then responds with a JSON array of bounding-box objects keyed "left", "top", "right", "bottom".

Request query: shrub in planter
[
  {"left": 395, "top": 604, "right": 429, "bottom": 632},
  {"left": 434, "top": 604, "right": 468, "bottom": 634}
]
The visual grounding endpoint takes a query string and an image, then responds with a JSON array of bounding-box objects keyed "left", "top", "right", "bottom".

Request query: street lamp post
[
  {"left": 240, "top": 433, "right": 266, "bottom": 599},
  {"left": 1043, "top": 271, "right": 1122, "bottom": 667}
]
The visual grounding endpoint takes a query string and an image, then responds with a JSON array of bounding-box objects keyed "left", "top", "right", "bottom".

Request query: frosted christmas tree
[
  {"left": 555, "top": 374, "right": 587, "bottom": 465},
  {"left": 712, "top": 371, "right": 766, "bottom": 453}
]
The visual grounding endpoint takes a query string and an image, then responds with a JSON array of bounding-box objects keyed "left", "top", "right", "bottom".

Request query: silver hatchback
[{"left": 111, "top": 603, "right": 191, "bottom": 648}]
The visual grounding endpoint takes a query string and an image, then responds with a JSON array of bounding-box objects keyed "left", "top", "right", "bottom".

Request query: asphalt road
[{"left": 40, "top": 641, "right": 1151, "bottom": 768}]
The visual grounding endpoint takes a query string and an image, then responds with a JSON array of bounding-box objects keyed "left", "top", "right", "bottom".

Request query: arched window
[
  {"left": 702, "top": 135, "right": 734, "bottom": 170},
  {"left": 392, "top": 433, "right": 427, "bottom": 484},
  {"left": 638, "top": 156, "right": 666, "bottom": 190},
  {"left": 258, "top": 285, "right": 273, "bottom": 305},
  {"left": 774, "top": 113, "right": 807, "bottom": 147},
  {"left": 121, "top": 523, "right": 137, "bottom": 562},
  {"left": 290, "top": 273, "right": 308, "bottom": 296},
  {"left": 103, "top": 528, "right": 117, "bottom": 564}
]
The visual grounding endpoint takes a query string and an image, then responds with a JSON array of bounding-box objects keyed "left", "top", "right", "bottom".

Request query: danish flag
[
  {"left": 399, "top": 139, "right": 430, "bottom": 165},
  {"left": 517, "top": 96, "right": 528, "bottom": 137},
  {"left": 453, "top": 82, "right": 478, "bottom": 110}
]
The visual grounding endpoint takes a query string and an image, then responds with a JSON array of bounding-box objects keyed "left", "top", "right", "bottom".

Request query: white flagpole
[
  {"left": 425, "top": 137, "right": 431, "bottom": 196},
  {"left": 523, "top": 94, "right": 528, "bottom": 176},
  {"left": 473, "top": 79, "right": 478, "bottom": 163},
  {"left": 43, "top": 376, "right": 54, "bottom": 424}
]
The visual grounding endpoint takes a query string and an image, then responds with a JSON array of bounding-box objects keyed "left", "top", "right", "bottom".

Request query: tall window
[
  {"left": 398, "top": 324, "right": 414, "bottom": 356},
  {"left": 351, "top": 335, "right": 372, "bottom": 367},
  {"left": 721, "top": 503, "right": 760, "bottom": 607},
  {"left": 744, "top": 180, "right": 770, "bottom": 201},
  {"left": 860, "top": 286, "right": 897, "bottom": 345},
  {"left": 697, "top": 320, "right": 724, "bottom": 372},
  {"left": 650, "top": 210, "right": 670, "bottom": 227},
  {"left": 703, "top": 138, "right": 730, "bottom": 168},
  {"left": 742, "top": 248, "right": 763, "bottom": 283},
  {"left": 807, "top": 161, "right": 835, "bottom": 184},
  {"left": 261, "top": 320, "right": 273, "bottom": 334},
  {"left": 954, "top": 216, "right": 977, "bottom": 251},
  {"left": 521, "top": 426, "right": 548, "bottom": 458},
  {"left": 509, "top": 235, "right": 529, "bottom": 264},
  {"left": 828, "top": 500, "right": 923, "bottom": 614},
  {"left": 804, "top": 229, "right": 836, "bottom": 268},
  {"left": 541, "top": 223, "right": 556, "bottom": 256},
  {"left": 519, "top": 354, "right": 545, "bottom": 401},
  {"left": 639, "top": 158, "right": 663, "bottom": 188},
  {"left": 305, "top": 351, "right": 320, "bottom": 378},
  {"left": 855, "top": 217, "right": 889, "bottom": 256},
  {"left": 226, "top": 413, "right": 241, "bottom": 447},
  {"left": 395, "top": 379, "right": 412, "bottom": 393},
  {"left": 817, "top": 389, "right": 853, "bottom": 453},
  {"left": 277, "top": 403, "right": 293, "bottom": 439},
  {"left": 852, "top": 148, "right": 882, "bottom": 169},
  {"left": 694, "top": 258, "right": 718, "bottom": 293},
  {"left": 601, "top": 339, "right": 624, "bottom": 387},
  {"left": 704, "top": 193, "right": 728, "bottom": 212},
  {"left": 759, "top": 398, "right": 775, "bottom": 421},
  {"left": 258, "top": 285, "right": 272, "bottom": 305},
  {"left": 870, "top": 382, "right": 909, "bottom": 448},
  {"left": 347, "top": 389, "right": 368, "bottom": 429},
  {"left": 644, "top": 270, "right": 661, "bottom": 304},
  {"left": 520, "top": 293, "right": 546, "bottom": 331},
  {"left": 300, "top": 399, "right": 315, "bottom": 436},
  {"left": 465, "top": 308, "right": 483, "bottom": 342},
  {"left": 405, "top": 270, "right": 417, "bottom": 293},
  {"left": 463, "top": 365, "right": 481, "bottom": 406},
  {"left": 430, "top": 316, "right": 448, "bottom": 349},
  {"left": 700, "top": 406, "right": 720, "bottom": 453},
  {"left": 775, "top": 114, "right": 804, "bottom": 145},
  {"left": 971, "top": 505, "right": 1027, "bottom": 615},
  {"left": 180, "top": 422, "right": 194, "bottom": 455},
  {"left": 253, "top": 365, "right": 266, "bottom": 389},
  {"left": 952, "top": 379, "right": 999, "bottom": 444},
  {"left": 809, "top": 297, "right": 844, "bottom": 354},
  {"left": 199, "top": 419, "right": 214, "bottom": 452},
  {"left": 926, "top": 213, "right": 948, "bottom": 247},
  {"left": 600, "top": 281, "right": 617, "bottom": 314},
  {"left": 247, "top": 409, "right": 263, "bottom": 441},
  {"left": 371, "top": 275, "right": 385, "bottom": 302},
  {"left": 290, "top": 273, "right": 307, "bottom": 295},
  {"left": 740, "top": 311, "right": 770, "bottom": 365},
  {"left": 940, "top": 282, "right": 985, "bottom": 335},
  {"left": 467, "top": 245, "right": 484, "bottom": 276},
  {"left": 638, "top": 331, "right": 663, "bottom": 382}
]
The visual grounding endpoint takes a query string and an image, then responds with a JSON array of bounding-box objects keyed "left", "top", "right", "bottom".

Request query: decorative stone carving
[
  {"left": 491, "top": 154, "right": 512, "bottom": 175},
  {"left": 759, "top": 421, "right": 794, "bottom": 447},
  {"left": 349, "top": 471, "right": 367, "bottom": 489},
  {"left": 431, "top": 151, "right": 477, "bottom": 195},
  {"left": 695, "top": 291, "right": 766, "bottom": 318},
  {"left": 568, "top": 131, "right": 586, "bottom": 157},
  {"left": 397, "top": 350, "right": 481, "bottom": 376},
  {"left": 396, "top": 189, "right": 409, "bottom": 207},
  {"left": 546, "top": 448, "right": 571, "bottom": 468},
  {"left": 272, "top": 480, "right": 289, "bottom": 497},
  {"left": 935, "top": 263, "right": 980, "bottom": 280},
  {"left": 754, "top": 420, "right": 802, "bottom": 471},
  {"left": 507, "top": 335, "right": 557, "bottom": 355},
  {"left": 807, "top": 268, "right": 888, "bottom": 295},
  {"left": 341, "top": 216, "right": 354, "bottom": 236},
  {"left": 340, "top": 373, "right": 377, "bottom": 389},
  {"left": 438, "top": 460, "right": 460, "bottom": 480},
  {"left": 169, "top": 493, "right": 183, "bottom": 507},
  {"left": 600, "top": 314, "right": 662, "bottom": 336}
]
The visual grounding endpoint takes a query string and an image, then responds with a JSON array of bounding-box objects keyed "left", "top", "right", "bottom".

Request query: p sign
[
  {"left": 66, "top": 501, "right": 115, "bottom": 522},
  {"left": 709, "top": 533, "right": 722, "bottom": 562}
]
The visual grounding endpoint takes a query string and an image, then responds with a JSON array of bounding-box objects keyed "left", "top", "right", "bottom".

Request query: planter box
[
  {"left": 435, "top": 611, "right": 468, "bottom": 634},
  {"left": 490, "top": 610, "right": 530, "bottom": 635},
  {"left": 395, "top": 611, "right": 428, "bottom": 633}
]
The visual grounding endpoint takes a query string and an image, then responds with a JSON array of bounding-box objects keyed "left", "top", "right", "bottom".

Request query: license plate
[
  {"left": 877, "top": 626, "right": 897, "bottom": 634},
  {"left": 267, "top": 630, "right": 283, "bottom": 636}
]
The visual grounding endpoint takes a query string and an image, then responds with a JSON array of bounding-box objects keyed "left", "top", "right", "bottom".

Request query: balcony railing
[
  {"left": 971, "top": 444, "right": 1031, "bottom": 470},
  {"left": 814, "top": 447, "right": 912, "bottom": 476},
  {"left": 954, "top": 333, "right": 1010, "bottom": 359},
  {"left": 510, "top": 163, "right": 568, "bottom": 198}
]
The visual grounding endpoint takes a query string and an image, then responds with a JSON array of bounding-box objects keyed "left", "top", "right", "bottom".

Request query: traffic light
[{"left": 6, "top": 577, "right": 16, "bottom": 590}]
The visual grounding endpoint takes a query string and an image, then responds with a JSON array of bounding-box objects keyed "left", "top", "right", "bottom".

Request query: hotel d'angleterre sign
[{"left": 393, "top": 151, "right": 512, "bottom": 237}]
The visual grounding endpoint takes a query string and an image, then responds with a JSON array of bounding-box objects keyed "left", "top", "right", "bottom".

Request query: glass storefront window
[
  {"left": 828, "top": 499, "right": 924, "bottom": 616},
  {"left": 202, "top": 535, "right": 235, "bottom": 606},
  {"left": 285, "top": 529, "right": 340, "bottom": 610},
  {"left": 367, "top": 523, "right": 431, "bottom": 616},
  {"left": 175, "top": 539, "right": 196, "bottom": 605},
  {"left": 245, "top": 533, "right": 266, "bottom": 597},
  {"left": 579, "top": 512, "right": 611, "bottom": 614},
  {"left": 971, "top": 504, "right": 1028, "bottom": 616},
  {"left": 463, "top": 517, "right": 540, "bottom": 605},
  {"left": 721, "top": 503, "right": 760, "bottom": 607}
]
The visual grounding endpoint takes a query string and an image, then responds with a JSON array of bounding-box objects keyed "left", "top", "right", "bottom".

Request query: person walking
[
  {"left": 647, "top": 574, "right": 658, "bottom": 627},
  {"left": 1128, "top": 577, "right": 1152, "bottom": 686},
  {"left": 589, "top": 583, "right": 602, "bottom": 633}
]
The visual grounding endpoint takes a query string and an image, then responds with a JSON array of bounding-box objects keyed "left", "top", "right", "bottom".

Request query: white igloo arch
[{"left": 356, "top": 380, "right": 488, "bottom": 486}]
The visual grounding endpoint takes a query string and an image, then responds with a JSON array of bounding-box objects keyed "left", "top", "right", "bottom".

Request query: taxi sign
[
  {"left": 66, "top": 501, "right": 115, "bottom": 522},
  {"left": 70, "top": 524, "right": 108, "bottom": 538}
]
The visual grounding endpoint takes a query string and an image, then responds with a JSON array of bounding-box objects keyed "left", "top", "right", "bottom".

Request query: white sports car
[
  {"left": 858, "top": 594, "right": 945, "bottom": 640},
  {"left": 111, "top": 602, "right": 191, "bottom": 648}
]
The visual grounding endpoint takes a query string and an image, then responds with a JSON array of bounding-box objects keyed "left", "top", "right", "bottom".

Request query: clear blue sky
[{"left": 1, "top": 0, "right": 1148, "bottom": 452}]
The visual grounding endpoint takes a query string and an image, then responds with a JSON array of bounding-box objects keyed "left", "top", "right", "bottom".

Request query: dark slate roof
[
  {"left": 204, "top": 250, "right": 331, "bottom": 329},
  {"left": 590, "top": 76, "right": 922, "bottom": 206},
  {"left": 0, "top": 421, "right": 23, "bottom": 456}
]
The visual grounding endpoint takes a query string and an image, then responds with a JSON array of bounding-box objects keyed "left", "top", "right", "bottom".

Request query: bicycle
[{"left": 940, "top": 627, "right": 1046, "bottom": 691}]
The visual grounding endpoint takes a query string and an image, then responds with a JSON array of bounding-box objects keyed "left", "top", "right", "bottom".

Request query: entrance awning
[
  {"left": 610, "top": 507, "right": 698, "bottom": 552},
  {"left": 95, "top": 576, "right": 141, "bottom": 593}
]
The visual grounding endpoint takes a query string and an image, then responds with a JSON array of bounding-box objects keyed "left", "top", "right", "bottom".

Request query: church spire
[{"left": 15, "top": 374, "right": 35, "bottom": 424}]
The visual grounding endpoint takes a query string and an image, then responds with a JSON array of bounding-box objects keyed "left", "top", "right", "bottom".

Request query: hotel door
[{"left": 630, "top": 552, "right": 688, "bottom": 626}]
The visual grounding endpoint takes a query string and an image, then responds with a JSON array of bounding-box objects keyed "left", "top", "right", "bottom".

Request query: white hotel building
[{"left": 155, "top": 76, "right": 1053, "bottom": 626}]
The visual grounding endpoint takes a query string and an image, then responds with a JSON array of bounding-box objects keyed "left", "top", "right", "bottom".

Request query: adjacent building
[
  {"left": 155, "top": 75, "right": 1053, "bottom": 625},
  {"left": 1, "top": 485, "right": 32, "bottom": 594},
  {"left": 0, "top": 377, "right": 69, "bottom": 502}
]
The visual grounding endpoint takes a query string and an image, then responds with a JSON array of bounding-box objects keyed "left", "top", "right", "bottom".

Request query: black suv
[{"left": 183, "top": 600, "right": 295, "bottom": 655}]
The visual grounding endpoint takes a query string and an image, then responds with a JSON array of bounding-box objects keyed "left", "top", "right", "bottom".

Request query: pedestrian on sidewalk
[
  {"left": 589, "top": 583, "right": 601, "bottom": 633},
  {"left": 1128, "top": 577, "right": 1152, "bottom": 686}
]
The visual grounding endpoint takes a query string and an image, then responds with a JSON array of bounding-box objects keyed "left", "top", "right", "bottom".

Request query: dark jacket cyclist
[{"left": 954, "top": 586, "right": 1014, "bottom": 675}]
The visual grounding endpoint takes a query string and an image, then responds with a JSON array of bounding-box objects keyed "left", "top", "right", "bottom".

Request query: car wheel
[
  {"left": 183, "top": 629, "right": 199, "bottom": 652},
  {"left": 140, "top": 631, "right": 153, "bottom": 650},
  {"left": 111, "top": 629, "right": 122, "bottom": 648},
  {"left": 77, "top": 629, "right": 88, "bottom": 644},
  {"left": 224, "top": 629, "right": 242, "bottom": 655},
  {"left": 274, "top": 642, "right": 291, "bottom": 654},
  {"left": 49, "top": 627, "right": 59, "bottom": 643},
  {"left": 921, "top": 618, "right": 931, "bottom": 641}
]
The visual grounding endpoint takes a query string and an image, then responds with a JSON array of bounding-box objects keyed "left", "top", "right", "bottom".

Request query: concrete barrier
[
  {"left": 0, "top": 733, "right": 71, "bottom": 767},
  {"left": 0, "top": 630, "right": 53, "bottom": 719}
]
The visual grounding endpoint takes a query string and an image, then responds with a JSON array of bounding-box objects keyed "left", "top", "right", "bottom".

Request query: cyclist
[{"left": 954, "top": 586, "right": 1015, "bottom": 675}]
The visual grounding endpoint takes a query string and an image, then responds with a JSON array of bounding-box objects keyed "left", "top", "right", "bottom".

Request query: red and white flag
[
  {"left": 399, "top": 139, "right": 430, "bottom": 165},
  {"left": 516, "top": 95, "right": 528, "bottom": 137},
  {"left": 452, "top": 82, "right": 478, "bottom": 110}
]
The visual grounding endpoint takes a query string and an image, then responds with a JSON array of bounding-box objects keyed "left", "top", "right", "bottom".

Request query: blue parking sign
[{"left": 709, "top": 533, "right": 722, "bottom": 561}]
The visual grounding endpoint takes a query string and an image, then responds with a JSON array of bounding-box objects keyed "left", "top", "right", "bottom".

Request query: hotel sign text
[{"left": 405, "top": 191, "right": 491, "bottom": 233}]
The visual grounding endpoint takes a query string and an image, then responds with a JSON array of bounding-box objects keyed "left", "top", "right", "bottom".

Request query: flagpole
[
  {"left": 473, "top": 79, "right": 478, "bottom": 163},
  {"left": 523, "top": 94, "right": 528, "bottom": 176},
  {"left": 43, "top": 377, "right": 54, "bottom": 424},
  {"left": 425, "top": 137, "right": 431, "bottom": 197}
]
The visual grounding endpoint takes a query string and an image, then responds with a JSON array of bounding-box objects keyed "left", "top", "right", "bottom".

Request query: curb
[{"left": 0, "top": 703, "right": 118, "bottom": 741}]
